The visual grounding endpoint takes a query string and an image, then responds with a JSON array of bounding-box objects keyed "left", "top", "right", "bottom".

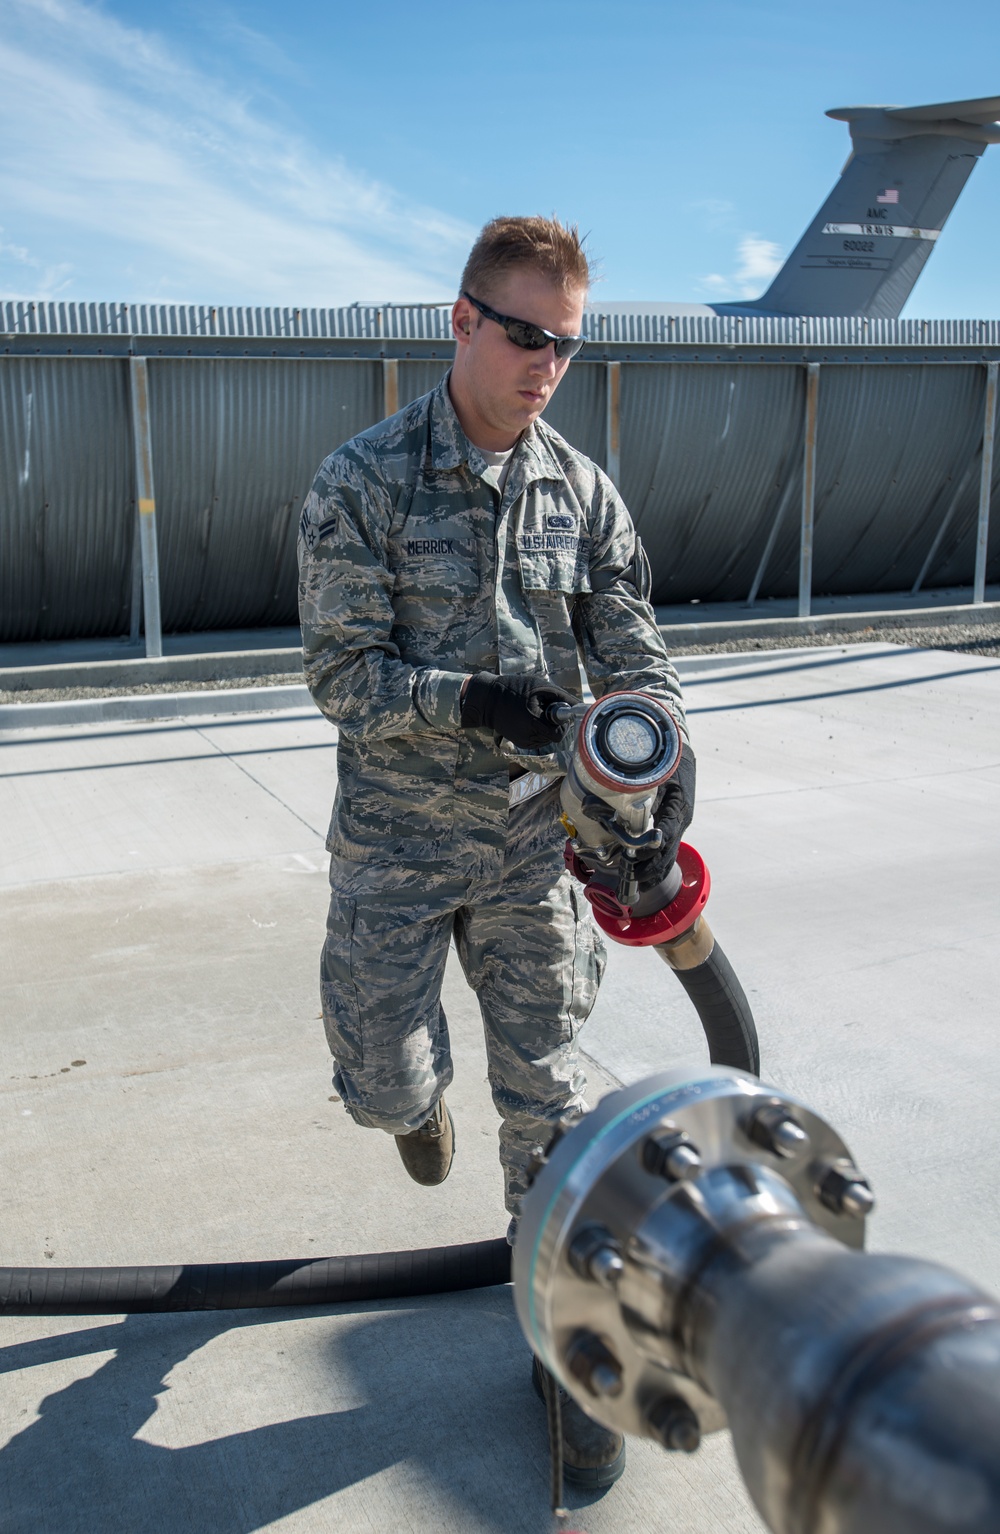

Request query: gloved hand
[
  {"left": 635, "top": 742, "right": 696, "bottom": 888},
  {"left": 460, "top": 672, "right": 575, "bottom": 751}
]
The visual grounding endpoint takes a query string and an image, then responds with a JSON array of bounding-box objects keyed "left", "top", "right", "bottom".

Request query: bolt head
[
  {"left": 840, "top": 1180, "right": 876, "bottom": 1218},
  {"left": 771, "top": 1116, "right": 810, "bottom": 1158},
  {"left": 665, "top": 1143, "right": 703, "bottom": 1181},
  {"left": 817, "top": 1160, "right": 875, "bottom": 1219},
  {"left": 642, "top": 1128, "right": 702, "bottom": 1182},
  {"left": 746, "top": 1101, "right": 811, "bottom": 1159},
  {"left": 648, "top": 1395, "right": 702, "bottom": 1454},
  {"left": 590, "top": 1361, "right": 624, "bottom": 1397},
  {"left": 589, "top": 1246, "right": 625, "bottom": 1288},
  {"left": 666, "top": 1415, "right": 701, "bottom": 1453}
]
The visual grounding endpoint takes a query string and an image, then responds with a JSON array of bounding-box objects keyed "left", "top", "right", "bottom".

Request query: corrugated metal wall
[
  {"left": 151, "top": 359, "right": 382, "bottom": 632},
  {"left": 5, "top": 301, "right": 1000, "bottom": 348},
  {"left": 2, "top": 307, "right": 999, "bottom": 641},
  {"left": 1, "top": 358, "right": 135, "bottom": 642}
]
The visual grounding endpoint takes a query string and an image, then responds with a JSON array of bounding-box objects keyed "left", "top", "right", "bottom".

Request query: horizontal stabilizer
[
  {"left": 883, "top": 94, "right": 1000, "bottom": 125},
  {"left": 826, "top": 95, "right": 1000, "bottom": 144}
]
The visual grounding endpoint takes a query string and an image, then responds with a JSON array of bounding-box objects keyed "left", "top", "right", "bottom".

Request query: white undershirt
[{"left": 478, "top": 445, "right": 516, "bottom": 497}]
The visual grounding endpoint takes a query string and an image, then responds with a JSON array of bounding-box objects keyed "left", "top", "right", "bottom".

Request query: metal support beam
[
  {"left": 382, "top": 358, "right": 399, "bottom": 420},
  {"left": 798, "top": 362, "right": 821, "bottom": 619},
  {"left": 974, "top": 361, "right": 998, "bottom": 604},
  {"left": 128, "top": 356, "right": 163, "bottom": 659},
  {"left": 605, "top": 362, "right": 621, "bottom": 485}
]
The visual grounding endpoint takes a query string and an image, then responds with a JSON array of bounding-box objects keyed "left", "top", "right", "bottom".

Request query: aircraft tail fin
[{"left": 743, "top": 95, "right": 1000, "bottom": 318}]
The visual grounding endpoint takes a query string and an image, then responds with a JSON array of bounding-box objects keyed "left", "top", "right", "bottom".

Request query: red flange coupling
[{"left": 566, "top": 841, "right": 711, "bottom": 948}]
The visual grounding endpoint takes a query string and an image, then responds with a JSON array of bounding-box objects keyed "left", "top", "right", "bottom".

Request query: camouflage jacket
[{"left": 298, "top": 373, "right": 688, "bottom": 875}]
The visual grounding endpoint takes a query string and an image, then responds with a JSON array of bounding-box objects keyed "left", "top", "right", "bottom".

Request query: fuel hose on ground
[{"left": 0, "top": 1237, "right": 512, "bottom": 1316}]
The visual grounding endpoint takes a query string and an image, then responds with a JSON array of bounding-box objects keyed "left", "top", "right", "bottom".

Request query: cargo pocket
[{"left": 320, "top": 891, "right": 365, "bottom": 1084}]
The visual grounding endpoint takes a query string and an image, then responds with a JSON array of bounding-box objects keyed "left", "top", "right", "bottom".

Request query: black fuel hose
[
  {"left": 669, "top": 939, "right": 761, "bottom": 1076},
  {"left": 2, "top": 930, "right": 757, "bottom": 1315},
  {"left": 0, "top": 1237, "right": 511, "bottom": 1317}
]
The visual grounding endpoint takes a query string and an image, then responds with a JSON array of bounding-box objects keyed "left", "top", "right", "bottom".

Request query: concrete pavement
[{"left": 2, "top": 642, "right": 999, "bottom": 1532}]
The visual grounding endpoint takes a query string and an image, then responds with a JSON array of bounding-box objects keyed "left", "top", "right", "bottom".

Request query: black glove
[
  {"left": 460, "top": 672, "right": 575, "bottom": 751},
  {"left": 635, "top": 742, "right": 696, "bottom": 889}
]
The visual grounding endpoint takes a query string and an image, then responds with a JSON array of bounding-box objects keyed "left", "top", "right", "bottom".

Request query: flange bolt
[
  {"left": 565, "top": 1331, "right": 625, "bottom": 1398},
  {"left": 648, "top": 1394, "right": 702, "bottom": 1453},
  {"left": 569, "top": 1225, "right": 625, "bottom": 1288},
  {"left": 589, "top": 1246, "right": 626, "bottom": 1288},
  {"left": 642, "top": 1127, "right": 703, "bottom": 1182},
  {"left": 817, "top": 1160, "right": 876, "bottom": 1218},
  {"left": 745, "top": 1101, "right": 811, "bottom": 1159}
]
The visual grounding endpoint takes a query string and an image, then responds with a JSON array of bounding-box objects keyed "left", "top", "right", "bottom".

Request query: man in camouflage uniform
[{"left": 298, "top": 217, "right": 693, "bottom": 1487}]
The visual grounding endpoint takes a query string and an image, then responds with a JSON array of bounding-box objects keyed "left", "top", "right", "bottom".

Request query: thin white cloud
[
  {"left": 183, "top": 4, "right": 306, "bottom": 84},
  {"left": 692, "top": 198, "right": 738, "bottom": 234},
  {"left": 735, "top": 235, "right": 783, "bottom": 293},
  {"left": 0, "top": 225, "right": 74, "bottom": 301},
  {"left": 697, "top": 233, "right": 784, "bottom": 300},
  {"left": 0, "top": 0, "right": 474, "bottom": 304}
]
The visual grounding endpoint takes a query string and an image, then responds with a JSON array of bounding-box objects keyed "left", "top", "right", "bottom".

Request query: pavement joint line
[{"left": 189, "top": 721, "right": 329, "bottom": 841}]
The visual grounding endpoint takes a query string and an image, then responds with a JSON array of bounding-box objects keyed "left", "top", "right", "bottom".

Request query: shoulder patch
[{"left": 300, "top": 509, "right": 339, "bottom": 553}]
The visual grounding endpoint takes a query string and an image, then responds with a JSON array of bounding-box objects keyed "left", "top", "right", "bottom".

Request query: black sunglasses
[{"left": 461, "top": 290, "right": 586, "bottom": 360}]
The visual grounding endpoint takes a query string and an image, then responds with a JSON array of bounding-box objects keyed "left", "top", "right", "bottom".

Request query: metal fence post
[
  {"left": 798, "top": 362, "right": 821, "bottom": 619},
  {"left": 128, "top": 356, "right": 163, "bottom": 659},
  {"left": 606, "top": 361, "right": 621, "bottom": 485},
  {"left": 382, "top": 358, "right": 399, "bottom": 419},
  {"left": 973, "top": 361, "right": 998, "bottom": 604}
]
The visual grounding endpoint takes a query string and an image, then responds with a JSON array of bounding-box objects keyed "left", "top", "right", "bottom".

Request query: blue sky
[{"left": 1, "top": 0, "right": 998, "bottom": 315}]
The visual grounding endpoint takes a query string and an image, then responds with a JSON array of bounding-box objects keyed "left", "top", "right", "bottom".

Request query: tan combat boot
[{"left": 394, "top": 1098, "right": 455, "bottom": 1186}]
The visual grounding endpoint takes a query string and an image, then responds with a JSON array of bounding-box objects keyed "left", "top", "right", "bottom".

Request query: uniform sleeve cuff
[{"left": 414, "top": 669, "right": 468, "bottom": 731}]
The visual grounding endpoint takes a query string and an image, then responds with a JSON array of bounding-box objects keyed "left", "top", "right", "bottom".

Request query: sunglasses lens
[
  {"left": 505, "top": 321, "right": 585, "bottom": 359},
  {"left": 505, "top": 319, "right": 550, "bottom": 350}
]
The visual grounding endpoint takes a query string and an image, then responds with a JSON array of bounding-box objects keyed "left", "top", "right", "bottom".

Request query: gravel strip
[
  {"left": 669, "top": 623, "right": 1000, "bottom": 659},
  {"left": 2, "top": 623, "right": 998, "bottom": 707},
  {"left": 0, "top": 673, "right": 306, "bottom": 705}
]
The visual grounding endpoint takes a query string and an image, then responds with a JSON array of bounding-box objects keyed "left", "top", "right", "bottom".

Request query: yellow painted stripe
[{"left": 138, "top": 498, "right": 156, "bottom": 516}]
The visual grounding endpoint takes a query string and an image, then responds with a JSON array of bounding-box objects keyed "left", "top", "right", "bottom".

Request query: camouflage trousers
[{"left": 320, "top": 782, "right": 607, "bottom": 1217}]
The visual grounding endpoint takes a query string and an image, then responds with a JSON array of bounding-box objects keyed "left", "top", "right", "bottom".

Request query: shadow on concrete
[
  {"left": 0, "top": 1290, "right": 558, "bottom": 1534},
  {"left": 688, "top": 657, "right": 1000, "bottom": 716}
]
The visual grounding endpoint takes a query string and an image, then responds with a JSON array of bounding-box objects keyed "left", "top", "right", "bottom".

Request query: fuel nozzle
[
  {"left": 556, "top": 692, "right": 711, "bottom": 949},
  {"left": 557, "top": 692, "right": 682, "bottom": 909},
  {"left": 554, "top": 693, "right": 759, "bottom": 1076}
]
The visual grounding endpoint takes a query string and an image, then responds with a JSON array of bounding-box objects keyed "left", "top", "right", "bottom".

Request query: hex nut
[{"left": 648, "top": 1394, "right": 702, "bottom": 1453}]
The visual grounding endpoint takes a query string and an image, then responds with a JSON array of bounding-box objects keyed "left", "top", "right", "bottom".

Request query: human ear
[{"left": 452, "top": 296, "right": 475, "bottom": 344}]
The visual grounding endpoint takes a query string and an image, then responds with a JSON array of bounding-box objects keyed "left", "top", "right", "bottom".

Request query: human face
[{"left": 449, "top": 267, "right": 586, "bottom": 452}]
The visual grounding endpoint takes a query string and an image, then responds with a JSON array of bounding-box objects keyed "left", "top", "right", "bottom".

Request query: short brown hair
[{"left": 460, "top": 216, "right": 591, "bottom": 302}]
